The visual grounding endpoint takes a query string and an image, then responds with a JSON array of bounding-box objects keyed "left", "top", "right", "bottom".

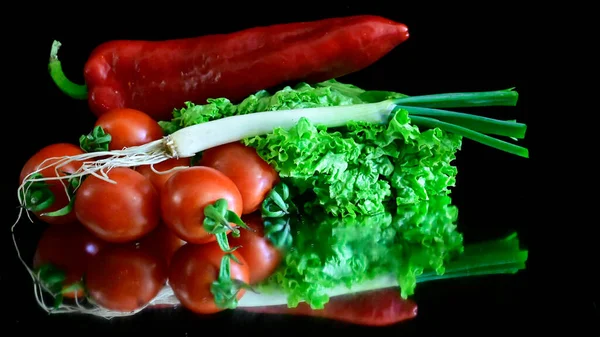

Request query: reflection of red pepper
[
  {"left": 48, "top": 15, "right": 409, "bottom": 121},
  {"left": 238, "top": 288, "right": 418, "bottom": 327}
]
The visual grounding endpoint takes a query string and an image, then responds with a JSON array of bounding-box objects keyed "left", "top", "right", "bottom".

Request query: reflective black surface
[{"left": 4, "top": 5, "right": 569, "bottom": 337}]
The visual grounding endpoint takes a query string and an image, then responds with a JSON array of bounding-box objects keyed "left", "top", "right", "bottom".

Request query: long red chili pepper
[
  {"left": 238, "top": 288, "right": 418, "bottom": 327},
  {"left": 48, "top": 15, "right": 409, "bottom": 121}
]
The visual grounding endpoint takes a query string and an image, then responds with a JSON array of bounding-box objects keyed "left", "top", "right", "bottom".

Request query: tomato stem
[
  {"left": 40, "top": 175, "right": 82, "bottom": 217},
  {"left": 20, "top": 173, "right": 55, "bottom": 213},
  {"left": 261, "top": 182, "right": 296, "bottom": 218},
  {"left": 79, "top": 125, "right": 112, "bottom": 152},
  {"left": 263, "top": 217, "right": 294, "bottom": 249},
  {"left": 204, "top": 199, "right": 251, "bottom": 236},
  {"left": 215, "top": 232, "right": 241, "bottom": 254},
  {"left": 48, "top": 40, "right": 88, "bottom": 100},
  {"left": 211, "top": 255, "right": 252, "bottom": 310}
]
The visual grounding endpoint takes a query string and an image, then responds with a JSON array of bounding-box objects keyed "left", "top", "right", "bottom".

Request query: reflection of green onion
[{"left": 237, "top": 233, "right": 528, "bottom": 307}]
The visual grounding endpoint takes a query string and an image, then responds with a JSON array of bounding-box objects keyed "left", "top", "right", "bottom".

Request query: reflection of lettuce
[{"left": 258, "top": 195, "right": 464, "bottom": 308}]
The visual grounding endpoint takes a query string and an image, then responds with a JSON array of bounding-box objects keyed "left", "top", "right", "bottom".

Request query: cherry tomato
[
  {"left": 169, "top": 242, "right": 250, "bottom": 314},
  {"left": 136, "top": 158, "right": 190, "bottom": 194},
  {"left": 161, "top": 166, "right": 243, "bottom": 244},
  {"left": 74, "top": 167, "right": 160, "bottom": 243},
  {"left": 138, "top": 224, "right": 186, "bottom": 267},
  {"left": 20, "top": 143, "right": 85, "bottom": 225},
  {"left": 199, "top": 142, "right": 279, "bottom": 214},
  {"left": 229, "top": 213, "right": 282, "bottom": 284},
  {"left": 85, "top": 244, "right": 167, "bottom": 312},
  {"left": 33, "top": 225, "right": 106, "bottom": 298},
  {"left": 94, "top": 108, "right": 163, "bottom": 151}
]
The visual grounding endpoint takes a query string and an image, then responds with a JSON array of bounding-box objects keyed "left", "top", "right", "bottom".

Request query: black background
[{"left": 2, "top": 4, "right": 584, "bottom": 337}]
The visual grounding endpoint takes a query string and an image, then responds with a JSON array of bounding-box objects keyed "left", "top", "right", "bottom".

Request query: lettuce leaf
[
  {"left": 159, "top": 80, "right": 373, "bottom": 134},
  {"left": 160, "top": 79, "right": 461, "bottom": 217},
  {"left": 244, "top": 108, "right": 461, "bottom": 217},
  {"left": 257, "top": 194, "right": 464, "bottom": 309}
]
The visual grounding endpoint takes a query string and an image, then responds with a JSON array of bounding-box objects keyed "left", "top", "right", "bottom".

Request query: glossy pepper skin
[
  {"left": 49, "top": 15, "right": 409, "bottom": 121},
  {"left": 238, "top": 288, "right": 418, "bottom": 327}
]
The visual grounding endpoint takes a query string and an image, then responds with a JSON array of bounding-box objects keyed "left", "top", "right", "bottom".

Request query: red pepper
[
  {"left": 238, "top": 288, "right": 418, "bottom": 327},
  {"left": 48, "top": 15, "right": 409, "bottom": 121}
]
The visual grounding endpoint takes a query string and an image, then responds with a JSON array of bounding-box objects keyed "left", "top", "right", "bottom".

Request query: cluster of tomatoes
[{"left": 20, "top": 108, "right": 283, "bottom": 314}]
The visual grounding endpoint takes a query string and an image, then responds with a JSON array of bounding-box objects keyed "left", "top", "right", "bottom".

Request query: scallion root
[{"left": 17, "top": 139, "right": 169, "bottom": 212}]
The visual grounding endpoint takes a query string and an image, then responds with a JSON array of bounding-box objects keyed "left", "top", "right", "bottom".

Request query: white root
[
  {"left": 16, "top": 139, "right": 169, "bottom": 212},
  {"left": 11, "top": 205, "right": 178, "bottom": 319}
]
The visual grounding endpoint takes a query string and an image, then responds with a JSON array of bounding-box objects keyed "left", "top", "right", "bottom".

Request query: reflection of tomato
[
  {"left": 33, "top": 225, "right": 106, "bottom": 298},
  {"left": 169, "top": 242, "right": 249, "bottom": 314},
  {"left": 85, "top": 244, "right": 167, "bottom": 312},
  {"left": 229, "top": 213, "right": 282, "bottom": 284},
  {"left": 94, "top": 108, "right": 163, "bottom": 151},
  {"left": 199, "top": 142, "right": 279, "bottom": 214},
  {"left": 138, "top": 224, "right": 186, "bottom": 267},
  {"left": 136, "top": 158, "right": 190, "bottom": 194},
  {"left": 19, "top": 143, "right": 85, "bottom": 225},
  {"left": 74, "top": 167, "right": 160, "bottom": 243},
  {"left": 161, "top": 166, "right": 243, "bottom": 244}
]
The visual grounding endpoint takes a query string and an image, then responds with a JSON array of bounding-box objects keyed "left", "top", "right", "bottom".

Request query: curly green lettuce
[
  {"left": 256, "top": 194, "right": 464, "bottom": 309},
  {"left": 243, "top": 108, "right": 461, "bottom": 217},
  {"left": 161, "top": 80, "right": 461, "bottom": 217}
]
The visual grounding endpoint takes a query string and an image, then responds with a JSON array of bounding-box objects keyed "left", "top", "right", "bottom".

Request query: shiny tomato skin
[
  {"left": 160, "top": 166, "right": 243, "bottom": 244},
  {"left": 138, "top": 224, "right": 186, "bottom": 268},
  {"left": 229, "top": 213, "right": 282, "bottom": 284},
  {"left": 169, "top": 242, "right": 250, "bottom": 314},
  {"left": 19, "top": 143, "right": 85, "bottom": 225},
  {"left": 85, "top": 244, "right": 167, "bottom": 312},
  {"left": 94, "top": 108, "right": 163, "bottom": 151},
  {"left": 33, "top": 225, "right": 106, "bottom": 298},
  {"left": 74, "top": 167, "right": 160, "bottom": 243},
  {"left": 199, "top": 142, "right": 279, "bottom": 214},
  {"left": 136, "top": 157, "right": 190, "bottom": 194}
]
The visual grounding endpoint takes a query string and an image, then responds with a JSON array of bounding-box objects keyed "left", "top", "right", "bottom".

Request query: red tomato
[
  {"left": 138, "top": 224, "right": 186, "bottom": 267},
  {"left": 199, "top": 142, "right": 279, "bottom": 214},
  {"left": 85, "top": 244, "right": 167, "bottom": 312},
  {"left": 136, "top": 158, "right": 190, "bottom": 194},
  {"left": 161, "top": 166, "right": 243, "bottom": 244},
  {"left": 169, "top": 242, "right": 250, "bottom": 314},
  {"left": 94, "top": 108, "right": 163, "bottom": 151},
  {"left": 229, "top": 213, "right": 282, "bottom": 284},
  {"left": 33, "top": 225, "right": 106, "bottom": 298},
  {"left": 19, "top": 143, "right": 85, "bottom": 225},
  {"left": 74, "top": 167, "right": 160, "bottom": 243}
]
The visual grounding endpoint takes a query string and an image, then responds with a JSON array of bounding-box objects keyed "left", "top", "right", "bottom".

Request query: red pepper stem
[{"left": 48, "top": 40, "right": 88, "bottom": 100}]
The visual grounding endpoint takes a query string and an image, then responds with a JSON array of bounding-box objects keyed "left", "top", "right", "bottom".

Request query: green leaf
[
  {"left": 256, "top": 195, "right": 464, "bottom": 309},
  {"left": 79, "top": 125, "right": 112, "bottom": 152}
]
